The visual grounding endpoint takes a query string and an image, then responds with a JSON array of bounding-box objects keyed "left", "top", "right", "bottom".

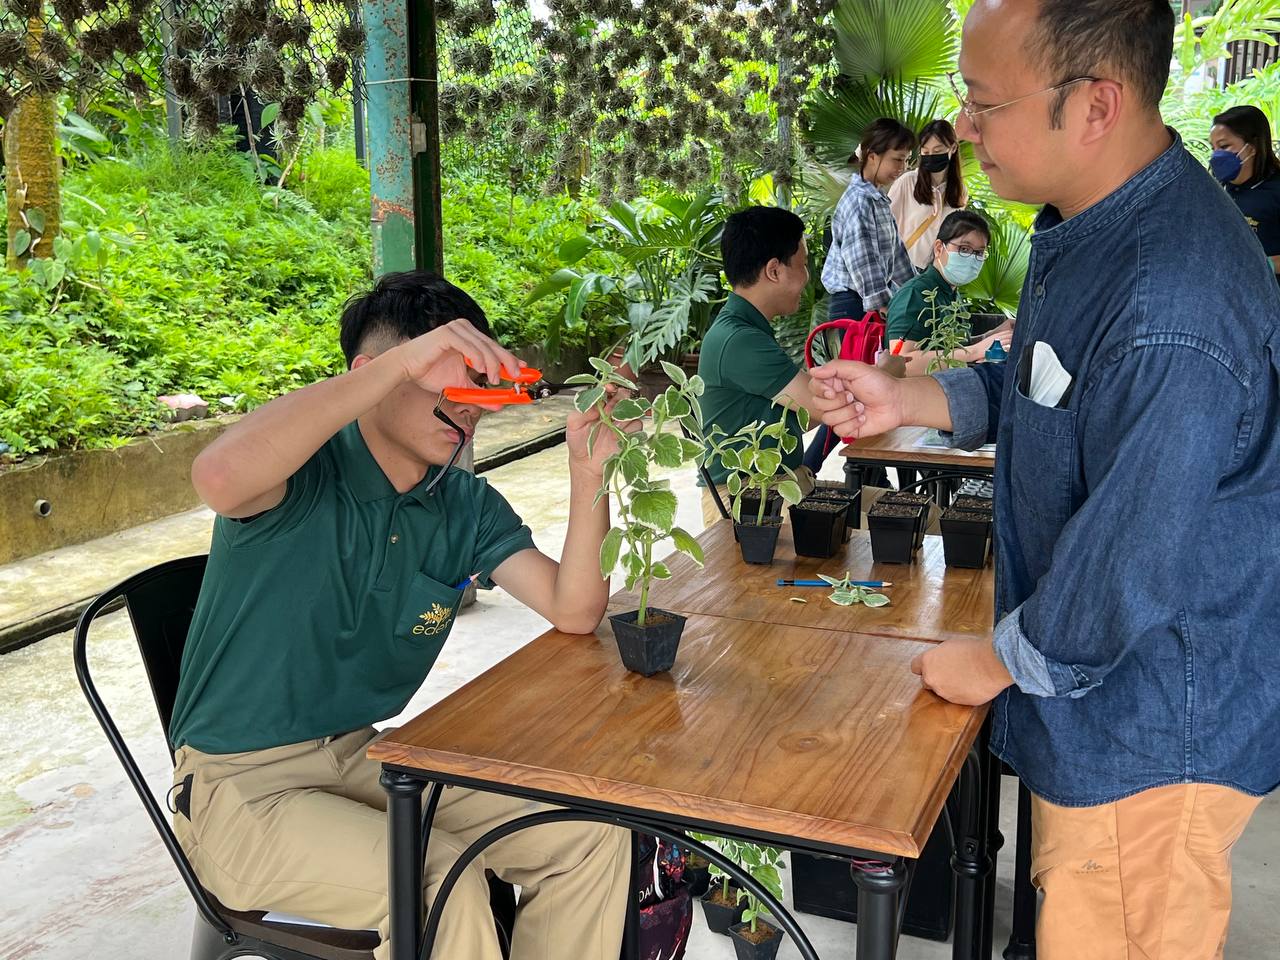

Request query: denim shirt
[{"left": 935, "top": 134, "right": 1280, "bottom": 806}]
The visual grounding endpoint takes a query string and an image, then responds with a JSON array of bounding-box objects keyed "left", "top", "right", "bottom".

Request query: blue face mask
[
  {"left": 940, "top": 250, "right": 984, "bottom": 286},
  {"left": 1210, "top": 148, "right": 1244, "bottom": 183}
]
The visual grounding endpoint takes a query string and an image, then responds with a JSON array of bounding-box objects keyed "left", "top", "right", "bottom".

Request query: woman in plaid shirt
[{"left": 807, "top": 118, "right": 917, "bottom": 474}]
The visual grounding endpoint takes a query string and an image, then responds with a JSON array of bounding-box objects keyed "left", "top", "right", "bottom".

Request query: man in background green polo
[
  {"left": 167, "top": 272, "right": 631, "bottom": 960},
  {"left": 698, "top": 206, "right": 826, "bottom": 525}
]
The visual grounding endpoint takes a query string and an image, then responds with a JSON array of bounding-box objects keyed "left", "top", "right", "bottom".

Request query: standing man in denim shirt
[{"left": 809, "top": 2, "right": 1280, "bottom": 957}]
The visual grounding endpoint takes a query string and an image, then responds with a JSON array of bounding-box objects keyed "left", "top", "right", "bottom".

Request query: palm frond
[
  {"left": 833, "top": 0, "right": 959, "bottom": 87},
  {"left": 962, "top": 216, "right": 1030, "bottom": 314},
  {"left": 803, "top": 77, "right": 948, "bottom": 165}
]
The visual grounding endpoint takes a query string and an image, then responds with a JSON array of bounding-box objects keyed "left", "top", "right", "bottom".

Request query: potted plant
[
  {"left": 728, "top": 844, "right": 787, "bottom": 960},
  {"left": 690, "top": 834, "right": 746, "bottom": 935},
  {"left": 788, "top": 498, "right": 849, "bottom": 559},
  {"left": 706, "top": 405, "right": 809, "bottom": 565},
  {"left": 568, "top": 358, "right": 708, "bottom": 676}
]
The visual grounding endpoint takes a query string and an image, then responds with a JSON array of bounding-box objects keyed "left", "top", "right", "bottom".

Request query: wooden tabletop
[
  {"left": 611, "top": 523, "right": 993, "bottom": 644},
  {"left": 840, "top": 426, "right": 996, "bottom": 471},
  {"left": 369, "top": 615, "right": 986, "bottom": 858}
]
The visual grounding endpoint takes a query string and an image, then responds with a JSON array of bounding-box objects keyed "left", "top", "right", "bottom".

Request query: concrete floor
[{"left": 1, "top": 441, "right": 1276, "bottom": 959}]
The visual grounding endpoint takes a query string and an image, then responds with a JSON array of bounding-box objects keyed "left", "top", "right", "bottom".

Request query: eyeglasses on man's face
[{"left": 947, "top": 72, "right": 1100, "bottom": 132}]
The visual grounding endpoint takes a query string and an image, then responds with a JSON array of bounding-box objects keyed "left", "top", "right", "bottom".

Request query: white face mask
[{"left": 939, "top": 248, "right": 984, "bottom": 286}]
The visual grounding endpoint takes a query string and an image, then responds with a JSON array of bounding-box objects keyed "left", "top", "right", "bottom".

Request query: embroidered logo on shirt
[
  {"left": 413, "top": 604, "right": 454, "bottom": 636},
  {"left": 1247, "top": 215, "right": 1260, "bottom": 232},
  {"left": 1079, "top": 859, "right": 1105, "bottom": 874}
]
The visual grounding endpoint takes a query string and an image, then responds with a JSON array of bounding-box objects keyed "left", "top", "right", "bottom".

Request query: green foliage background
[{"left": 2, "top": 0, "right": 1277, "bottom": 460}]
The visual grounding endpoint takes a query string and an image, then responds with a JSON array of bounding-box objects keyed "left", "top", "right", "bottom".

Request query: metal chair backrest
[{"left": 72, "top": 555, "right": 235, "bottom": 940}]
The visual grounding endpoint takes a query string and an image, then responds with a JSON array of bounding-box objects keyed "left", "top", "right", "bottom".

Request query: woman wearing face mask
[
  {"left": 889, "top": 119, "right": 970, "bottom": 272},
  {"left": 1210, "top": 105, "right": 1280, "bottom": 284},
  {"left": 808, "top": 118, "right": 916, "bottom": 475},
  {"left": 884, "top": 210, "right": 1012, "bottom": 376}
]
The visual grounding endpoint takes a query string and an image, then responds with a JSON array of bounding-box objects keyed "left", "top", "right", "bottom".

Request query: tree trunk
[{"left": 5, "top": 18, "right": 60, "bottom": 271}]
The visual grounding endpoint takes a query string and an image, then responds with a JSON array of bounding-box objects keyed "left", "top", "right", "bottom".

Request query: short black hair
[
  {"left": 937, "top": 209, "right": 991, "bottom": 247},
  {"left": 1025, "top": 0, "right": 1174, "bottom": 127},
  {"left": 855, "top": 118, "right": 916, "bottom": 172},
  {"left": 338, "top": 271, "right": 491, "bottom": 367},
  {"left": 721, "top": 206, "right": 806, "bottom": 287},
  {"left": 1214, "top": 104, "right": 1280, "bottom": 184}
]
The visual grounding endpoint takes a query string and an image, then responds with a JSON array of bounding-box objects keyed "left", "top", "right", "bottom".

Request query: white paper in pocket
[{"left": 1029, "top": 341, "right": 1074, "bottom": 408}]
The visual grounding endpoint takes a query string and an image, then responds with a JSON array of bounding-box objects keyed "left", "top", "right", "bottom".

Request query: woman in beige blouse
[{"left": 888, "top": 119, "right": 969, "bottom": 271}]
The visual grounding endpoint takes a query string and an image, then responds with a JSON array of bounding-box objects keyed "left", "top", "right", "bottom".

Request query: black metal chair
[{"left": 73, "top": 555, "right": 515, "bottom": 960}]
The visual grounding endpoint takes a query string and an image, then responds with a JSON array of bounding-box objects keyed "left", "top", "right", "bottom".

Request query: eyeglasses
[
  {"left": 945, "top": 240, "right": 989, "bottom": 261},
  {"left": 947, "top": 72, "right": 1099, "bottom": 131}
]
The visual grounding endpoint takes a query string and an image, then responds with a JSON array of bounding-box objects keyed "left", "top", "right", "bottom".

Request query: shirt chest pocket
[
  {"left": 374, "top": 573, "right": 463, "bottom": 690},
  {"left": 1009, "top": 384, "right": 1079, "bottom": 530}
]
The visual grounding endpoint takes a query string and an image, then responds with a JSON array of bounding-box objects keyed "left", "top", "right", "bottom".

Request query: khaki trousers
[
  {"left": 1032, "top": 783, "right": 1261, "bottom": 960},
  {"left": 173, "top": 728, "right": 631, "bottom": 960}
]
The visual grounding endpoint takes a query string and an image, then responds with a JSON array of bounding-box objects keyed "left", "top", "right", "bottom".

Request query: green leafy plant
[
  {"left": 570, "top": 359, "right": 708, "bottom": 627},
  {"left": 705, "top": 403, "right": 811, "bottom": 525},
  {"left": 819, "top": 572, "right": 891, "bottom": 607},
  {"left": 527, "top": 189, "right": 726, "bottom": 367},
  {"left": 918, "top": 288, "right": 974, "bottom": 373},
  {"left": 693, "top": 835, "right": 786, "bottom": 936}
]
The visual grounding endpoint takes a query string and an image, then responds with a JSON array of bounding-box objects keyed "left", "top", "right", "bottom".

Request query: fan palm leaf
[{"left": 833, "top": 0, "right": 959, "bottom": 87}]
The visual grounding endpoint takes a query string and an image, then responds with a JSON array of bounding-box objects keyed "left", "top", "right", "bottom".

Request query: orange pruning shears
[{"left": 441, "top": 359, "right": 549, "bottom": 407}]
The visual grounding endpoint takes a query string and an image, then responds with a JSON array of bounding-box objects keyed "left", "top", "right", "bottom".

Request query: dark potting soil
[
  {"left": 707, "top": 886, "right": 740, "bottom": 908},
  {"left": 941, "top": 508, "right": 991, "bottom": 523},
  {"left": 795, "top": 499, "right": 847, "bottom": 514},
  {"left": 738, "top": 516, "right": 784, "bottom": 528},
  {"left": 951, "top": 495, "right": 993, "bottom": 512},
  {"left": 883, "top": 490, "right": 933, "bottom": 506},
  {"left": 869, "top": 502, "right": 923, "bottom": 519},
  {"left": 638, "top": 610, "right": 678, "bottom": 626},
  {"left": 735, "top": 921, "right": 780, "bottom": 945}
]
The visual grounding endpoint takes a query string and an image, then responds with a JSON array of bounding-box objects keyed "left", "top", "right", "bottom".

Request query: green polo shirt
[
  {"left": 884, "top": 265, "right": 959, "bottom": 347},
  {"left": 169, "top": 421, "right": 535, "bottom": 754},
  {"left": 697, "top": 292, "right": 804, "bottom": 485}
]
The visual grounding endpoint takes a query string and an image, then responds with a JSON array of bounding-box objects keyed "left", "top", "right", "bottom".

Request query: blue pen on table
[
  {"left": 777, "top": 578, "right": 892, "bottom": 588},
  {"left": 454, "top": 572, "right": 481, "bottom": 590}
]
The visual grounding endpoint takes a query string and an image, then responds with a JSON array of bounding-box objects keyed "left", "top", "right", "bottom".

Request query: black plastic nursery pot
[
  {"left": 739, "top": 490, "right": 783, "bottom": 522},
  {"left": 881, "top": 490, "right": 932, "bottom": 549},
  {"left": 684, "top": 855, "right": 711, "bottom": 898},
  {"left": 951, "top": 494, "right": 993, "bottom": 514},
  {"left": 940, "top": 509, "right": 992, "bottom": 569},
  {"left": 810, "top": 483, "right": 861, "bottom": 537},
  {"left": 700, "top": 885, "right": 747, "bottom": 935},
  {"left": 789, "top": 499, "right": 849, "bottom": 559},
  {"left": 867, "top": 501, "right": 926, "bottom": 564},
  {"left": 734, "top": 518, "right": 783, "bottom": 564},
  {"left": 729, "top": 920, "right": 784, "bottom": 960},
  {"left": 608, "top": 609, "right": 687, "bottom": 676}
]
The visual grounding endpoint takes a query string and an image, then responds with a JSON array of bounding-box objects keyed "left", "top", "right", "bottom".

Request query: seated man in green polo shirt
[
  {"left": 167, "top": 272, "right": 631, "bottom": 960},
  {"left": 698, "top": 206, "right": 827, "bottom": 525}
]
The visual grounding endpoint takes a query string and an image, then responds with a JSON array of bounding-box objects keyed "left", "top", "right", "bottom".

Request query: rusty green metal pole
[{"left": 361, "top": 0, "right": 443, "bottom": 275}]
